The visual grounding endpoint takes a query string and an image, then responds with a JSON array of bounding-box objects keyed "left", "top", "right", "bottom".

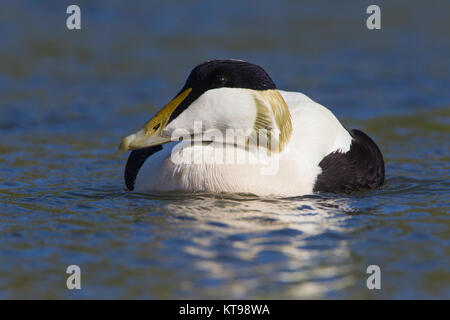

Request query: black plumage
[
  {"left": 313, "top": 129, "right": 385, "bottom": 193},
  {"left": 125, "top": 145, "right": 163, "bottom": 191}
]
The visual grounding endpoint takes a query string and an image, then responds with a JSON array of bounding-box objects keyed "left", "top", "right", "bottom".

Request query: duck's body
[{"left": 120, "top": 60, "right": 384, "bottom": 197}]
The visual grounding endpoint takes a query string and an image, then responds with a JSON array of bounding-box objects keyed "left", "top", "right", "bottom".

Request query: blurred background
[{"left": 0, "top": 0, "right": 449, "bottom": 299}]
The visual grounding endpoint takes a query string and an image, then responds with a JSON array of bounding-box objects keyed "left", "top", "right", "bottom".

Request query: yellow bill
[{"left": 118, "top": 88, "right": 192, "bottom": 153}]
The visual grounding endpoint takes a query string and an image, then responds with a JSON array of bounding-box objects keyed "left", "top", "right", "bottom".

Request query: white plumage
[{"left": 132, "top": 90, "right": 352, "bottom": 197}]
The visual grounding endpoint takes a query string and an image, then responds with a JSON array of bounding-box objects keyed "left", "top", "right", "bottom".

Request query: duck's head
[{"left": 119, "top": 59, "right": 292, "bottom": 153}]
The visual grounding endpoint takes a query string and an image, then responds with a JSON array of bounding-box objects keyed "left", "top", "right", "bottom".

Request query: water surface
[{"left": 0, "top": 0, "right": 449, "bottom": 299}]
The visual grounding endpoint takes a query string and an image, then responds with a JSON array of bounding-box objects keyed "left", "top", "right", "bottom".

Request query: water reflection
[{"left": 137, "top": 193, "right": 362, "bottom": 298}]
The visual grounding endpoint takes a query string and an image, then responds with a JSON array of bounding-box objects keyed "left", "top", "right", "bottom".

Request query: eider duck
[{"left": 119, "top": 59, "right": 384, "bottom": 197}]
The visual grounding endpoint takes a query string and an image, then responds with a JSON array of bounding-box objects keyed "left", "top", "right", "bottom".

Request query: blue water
[{"left": 0, "top": 0, "right": 449, "bottom": 299}]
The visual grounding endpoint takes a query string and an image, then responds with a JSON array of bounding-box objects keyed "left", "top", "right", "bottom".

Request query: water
[{"left": 0, "top": 0, "right": 449, "bottom": 299}]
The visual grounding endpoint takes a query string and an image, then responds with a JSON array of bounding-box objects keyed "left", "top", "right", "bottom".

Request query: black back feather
[{"left": 313, "top": 129, "right": 385, "bottom": 193}]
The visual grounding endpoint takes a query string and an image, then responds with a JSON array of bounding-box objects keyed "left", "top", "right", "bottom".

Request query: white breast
[{"left": 134, "top": 90, "right": 352, "bottom": 197}]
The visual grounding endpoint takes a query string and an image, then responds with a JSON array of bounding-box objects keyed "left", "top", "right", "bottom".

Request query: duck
[{"left": 118, "top": 59, "right": 384, "bottom": 197}]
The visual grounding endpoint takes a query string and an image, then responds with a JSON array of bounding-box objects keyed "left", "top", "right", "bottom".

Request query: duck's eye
[{"left": 212, "top": 75, "right": 228, "bottom": 87}]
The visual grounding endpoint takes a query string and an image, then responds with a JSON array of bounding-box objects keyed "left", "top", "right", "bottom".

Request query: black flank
[
  {"left": 313, "top": 129, "right": 385, "bottom": 193},
  {"left": 124, "top": 145, "right": 163, "bottom": 191}
]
